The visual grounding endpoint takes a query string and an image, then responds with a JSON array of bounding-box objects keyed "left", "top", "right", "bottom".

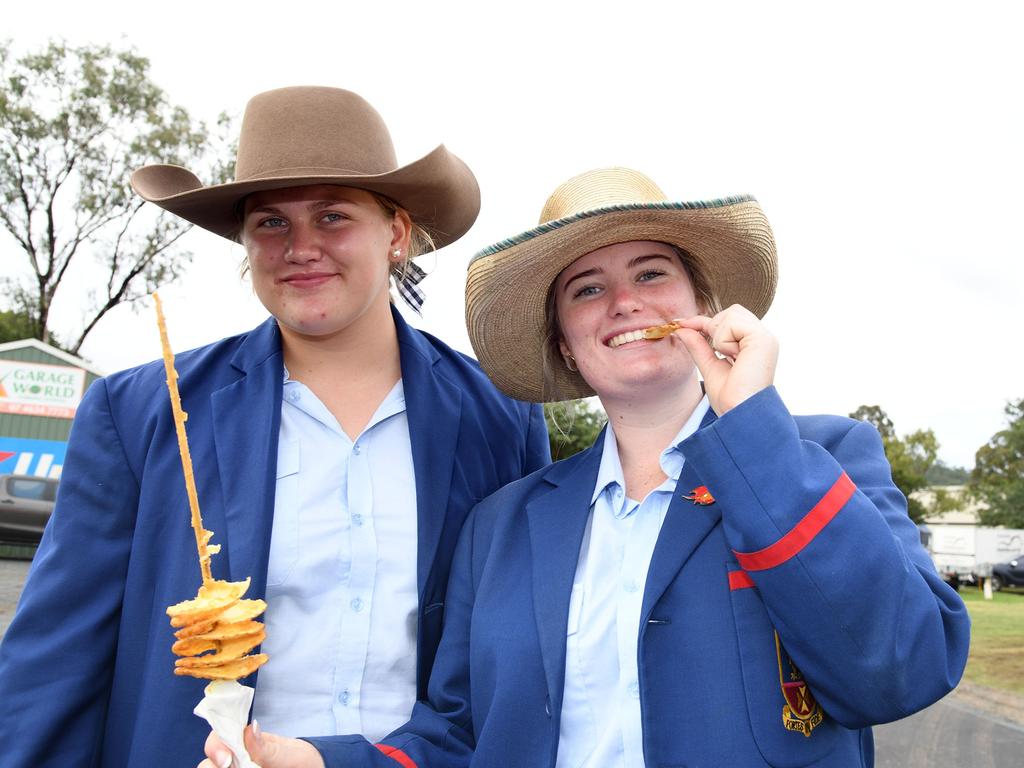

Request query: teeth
[{"left": 608, "top": 330, "right": 646, "bottom": 348}]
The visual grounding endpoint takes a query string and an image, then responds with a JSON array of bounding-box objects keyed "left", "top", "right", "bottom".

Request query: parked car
[
  {"left": 0, "top": 474, "right": 58, "bottom": 544},
  {"left": 991, "top": 553, "right": 1024, "bottom": 591}
]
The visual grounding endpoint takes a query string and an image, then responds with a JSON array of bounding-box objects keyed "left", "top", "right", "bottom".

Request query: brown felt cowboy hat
[
  {"left": 131, "top": 86, "right": 480, "bottom": 248},
  {"left": 466, "top": 167, "right": 778, "bottom": 402}
]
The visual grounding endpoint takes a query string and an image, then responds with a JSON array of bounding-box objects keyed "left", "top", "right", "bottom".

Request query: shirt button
[
  {"left": 628, "top": 681, "right": 640, "bottom": 698},
  {"left": 352, "top": 513, "right": 363, "bottom": 527},
  {"left": 339, "top": 690, "right": 350, "bottom": 705},
  {"left": 286, "top": 390, "right": 299, "bottom": 402},
  {"left": 351, "top": 597, "right": 364, "bottom": 613},
  {"left": 624, "top": 580, "right": 640, "bottom": 593},
  {"left": 353, "top": 444, "right": 362, "bottom": 455}
]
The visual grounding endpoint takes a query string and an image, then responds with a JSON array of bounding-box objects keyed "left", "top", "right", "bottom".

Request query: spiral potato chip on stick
[{"left": 154, "top": 293, "right": 268, "bottom": 681}]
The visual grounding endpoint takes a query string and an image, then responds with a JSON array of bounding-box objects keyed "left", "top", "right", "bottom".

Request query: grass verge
[
  {"left": 0, "top": 542, "right": 36, "bottom": 561},
  {"left": 959, "top": 586, "right": 1024, "bottom": 696}
]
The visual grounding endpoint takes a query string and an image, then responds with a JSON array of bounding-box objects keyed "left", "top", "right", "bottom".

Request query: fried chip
[
  {"left": 171, "top": 637, "right": 219, "bottom": 657},
  {"left": 173, "top": 600, "right": 267, "bottom": 639},
  {"left": 175, "top": 629, "right": 266, "bottom": 668},
  {"left": 194, "top": 620, "right": 265, "bottom": 642},
  {"left": 166, "top": 578, "right": 252, "bottom": 626},
  {"left": 174, "top": 654, "right": 268, "bottom": 680}
]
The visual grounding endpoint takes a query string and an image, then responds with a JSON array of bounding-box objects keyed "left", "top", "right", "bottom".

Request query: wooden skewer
[{"left": 153, "top": 292, "right": 214, "bottom": 586}]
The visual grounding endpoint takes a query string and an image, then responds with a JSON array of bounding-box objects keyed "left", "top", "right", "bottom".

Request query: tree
[
  {"left": 0, "top": 308, "right": 35, "bottom": 343},
  {"left": 545, "top": 399, "right": 607, "bottom": 460},
  {"left": 970, "top": 398, "right": 1024, "bottom": 528},
  {"left": 924, "top": 460, "right": 970, "bottom": 486},
  {"left": 849, "top": 404, "right": 943, "bottom": 523},
  {"left": 0, "top": 41, "right": 233, "bottom": 355}
]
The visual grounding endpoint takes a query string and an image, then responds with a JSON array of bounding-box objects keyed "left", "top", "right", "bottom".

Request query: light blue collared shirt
[
  {"left": 556, "top": 397, "right": 710, "bottom": 768},
  {"left": 252, "top": 371, "right": 418, "bottom": 741}
]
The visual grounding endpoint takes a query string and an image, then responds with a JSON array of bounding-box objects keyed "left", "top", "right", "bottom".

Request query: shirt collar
[
  {"left": 590, "top": 395, "right": 711, "bottom": 509},
  {"left": 282, "top": 365, "right": 407, "bottom": 436}
]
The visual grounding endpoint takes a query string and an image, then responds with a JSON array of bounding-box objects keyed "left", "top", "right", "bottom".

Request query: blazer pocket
[
  {"left": 266, "top": 439, "right": 300, "bottom": 587},
  {"left": 726, "top": 565, "right": 839, "bottom": 768}
]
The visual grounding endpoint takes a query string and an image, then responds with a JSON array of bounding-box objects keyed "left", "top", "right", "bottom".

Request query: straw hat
[
  {"left": 131, "top": 86, "right": 480, "bottom": 248},
  {"left": 465, "top": 167, "right": 778, "bottom": 402}
]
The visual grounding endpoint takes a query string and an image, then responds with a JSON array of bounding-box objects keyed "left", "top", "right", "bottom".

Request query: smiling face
[
  {"left": 240, "top": 184, "right": 409, "bottom": 343},
  {"left": 553, "top": 240, "right": 705, "bottom": 402}
]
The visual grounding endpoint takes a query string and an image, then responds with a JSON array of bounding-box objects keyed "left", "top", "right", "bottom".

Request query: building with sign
[{"left": 0, "top": 339, "right": 102, "bottom": 480}]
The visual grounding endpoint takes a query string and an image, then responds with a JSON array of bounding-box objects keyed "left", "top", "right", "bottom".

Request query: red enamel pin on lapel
[{"left": 685, "top": 486, "right": 715, "bottom": 505}]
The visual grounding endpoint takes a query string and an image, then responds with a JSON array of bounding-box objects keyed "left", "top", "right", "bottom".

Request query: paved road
[
  {"left": 875, "top": 691, "right": 1022, "bottom": 767},
  {"left": 0, "top": 554, "right": 32, "bottom": 637},
  {"left": 1, "top": 555, "right": 1022, "bottom": 766}
]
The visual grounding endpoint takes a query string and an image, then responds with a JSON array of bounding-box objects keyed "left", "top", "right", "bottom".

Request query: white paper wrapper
[{"left": 194, "top": 680, "right": 261, "bottom": 768}]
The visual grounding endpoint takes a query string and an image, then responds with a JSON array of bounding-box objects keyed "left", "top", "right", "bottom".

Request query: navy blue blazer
[
  {"left": 310, "top": 387, "right": 970, "bottom": 768},
  {"left": 0, "top": 309, "right": 550, "bottom": 767}
]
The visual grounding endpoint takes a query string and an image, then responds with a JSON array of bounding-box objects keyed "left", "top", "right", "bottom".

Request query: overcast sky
[{"left": 6, "top": 0, "right": 1022, "bottom": 470}]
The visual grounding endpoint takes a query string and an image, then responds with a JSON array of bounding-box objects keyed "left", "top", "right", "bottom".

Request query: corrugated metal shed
[{"left": 0, "top": 339, "right": 103, "bottom": 441}]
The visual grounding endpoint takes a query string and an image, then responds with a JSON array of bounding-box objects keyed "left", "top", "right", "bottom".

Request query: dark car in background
[
  {"left": 991, "top": 553, "right": 1024, "bottom": 591},
  {"left": 0, "top": 474, "right": 58, "bottom": 544}
]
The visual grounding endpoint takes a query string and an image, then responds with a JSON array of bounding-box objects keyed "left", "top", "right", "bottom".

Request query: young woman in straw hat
[
  {"left": 208, "top": 167, "right": 969, "bottom": 768},
  {"left": 0, "top": 86, "right": 549, "bottom": 767}
]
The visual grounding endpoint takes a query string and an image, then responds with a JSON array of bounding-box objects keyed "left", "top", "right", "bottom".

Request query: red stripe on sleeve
[
  {"left": 728, "top": 570, "right": 756, "bottom": 590},
  {"left": 734, "top": 472, "right": 856, "bottom": 571},
  {"left": 375, "top": 744, "right": 418, "bottom": 768}
]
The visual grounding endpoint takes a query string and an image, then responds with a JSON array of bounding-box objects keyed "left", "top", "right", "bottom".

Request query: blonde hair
[
  {"left": 367, "top": 191, "right": 437, "bottom": 287},
  {"left": 539, "top": 243, "right": 720, "bottom": 402}
]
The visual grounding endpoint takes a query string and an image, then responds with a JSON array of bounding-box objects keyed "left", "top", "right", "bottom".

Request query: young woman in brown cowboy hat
[
  {"left": 206, "top": 167, "right": 969, "bottom": 768},
  {"left": 0, "top": 86, "right": 549, "bottom": 767}
]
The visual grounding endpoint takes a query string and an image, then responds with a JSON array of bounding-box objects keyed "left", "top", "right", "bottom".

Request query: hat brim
[
  {"left": 130, "top": 144, "right": 480, "bottom": 249},
  {"left": 465, "top": 198, "right": 778, "bottom": 402}
]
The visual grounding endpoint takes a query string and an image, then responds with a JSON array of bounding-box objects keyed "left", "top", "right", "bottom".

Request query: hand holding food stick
[{"left": 154, "top": 293, "right": 267, "bottom": 767}]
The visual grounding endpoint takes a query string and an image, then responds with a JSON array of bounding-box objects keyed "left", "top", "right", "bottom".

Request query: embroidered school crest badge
[
  {"left": 775, "top": 632, "right": 824, "bottom": 737},
  {"left": 685, "top": 485, "right": 715, "bottom": 505}
]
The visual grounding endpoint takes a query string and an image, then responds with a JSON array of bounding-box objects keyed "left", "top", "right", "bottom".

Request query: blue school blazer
[
  {"left": 0, "top": 308, "right": 550, "bottom": 767},
  {"left": 309, "top": 387, "right": 970, "bottom": 768}
]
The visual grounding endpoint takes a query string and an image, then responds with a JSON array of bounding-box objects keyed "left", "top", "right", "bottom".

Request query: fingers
[
  {"left": 243, "top": 723, "right": 327, "bottom": 768},
  {"left": 204, "top": 731, "right": 235, "bottom": 768},
  {"left": 672, "top": 325, "right": 723, "bottom": 376},
  {"left": 672, "top": 304, "right": 778, "bottom": 415}
]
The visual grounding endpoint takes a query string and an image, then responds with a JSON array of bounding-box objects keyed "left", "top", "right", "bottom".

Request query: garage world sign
[{"left": 0, "top": 360, "right": 86, "bottom": 419}]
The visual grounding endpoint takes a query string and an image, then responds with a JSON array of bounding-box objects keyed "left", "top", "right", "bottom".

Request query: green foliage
[
  {"left": 849, "top": 404, "right": 943, "bottom": 523},
  {"left": 545, "top": 399, "right": 607, "bottom": 460},
  {"left": 970, "top": 398, "right": 1024, "bottom": 528},
  {"left": 848, "top": 405, "right": 895, "bottom": 440},
  {"left": 925, "top": 460, "right": 970, "bottom": 486},
  {"left": 0, "top": 308, "right": 35, "bottom": 344},
  {"left": 927, "top": 486, "right": 966, "bottom": 518},
  {"left": 0, "top": 40, "right": 234, "bottom": 354}
]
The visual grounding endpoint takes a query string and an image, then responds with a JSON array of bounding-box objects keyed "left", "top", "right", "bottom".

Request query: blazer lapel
[
  {"left": 526, "top": 441, "right": 603, "bottom": 711},
  {"left": 640, "top": 408, "right": 722, "bottom": 623},
  {"left": 210, "top": 319, "right": 283, "bottom": 593},
  {"left": 396, "top": 310, "right": 462, "bottom": 593}
]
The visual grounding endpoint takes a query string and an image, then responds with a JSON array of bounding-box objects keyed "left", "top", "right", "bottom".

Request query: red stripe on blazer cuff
[
  {"left": 375, "top": 744, "right": 418, "bottom": 768},
  {"left": 734, "top": 472, "right": 856, "bottom": 571},
  {"left": 729, "top": 570, "right": 756, "bottom": 590}
]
